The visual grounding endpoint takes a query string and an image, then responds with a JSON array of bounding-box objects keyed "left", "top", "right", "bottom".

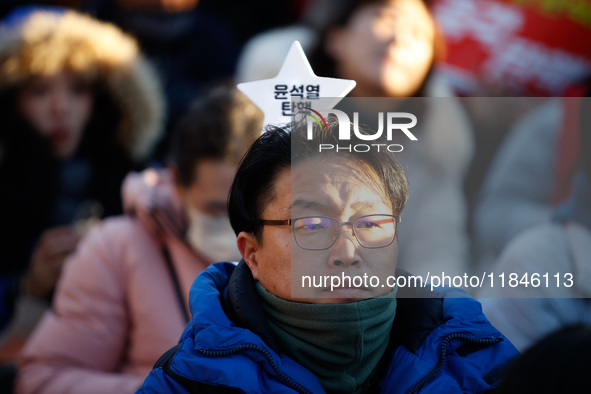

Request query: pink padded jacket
[{"left": 16, "top": 169, "right": 209, "bottom": 394}]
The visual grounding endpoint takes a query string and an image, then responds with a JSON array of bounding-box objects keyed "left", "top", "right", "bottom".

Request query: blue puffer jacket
[{"left": 137, "top": 262, "right": 519, "bottom": 394}]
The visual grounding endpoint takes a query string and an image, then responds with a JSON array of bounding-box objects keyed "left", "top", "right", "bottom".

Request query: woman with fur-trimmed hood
[{"left": 0, "top": 6, "right": 164, "bottom": 357}]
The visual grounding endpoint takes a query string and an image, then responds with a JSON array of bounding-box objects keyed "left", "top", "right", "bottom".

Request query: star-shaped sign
[{"left": 238, "top": 41, "right": 356, "bottom": 130}]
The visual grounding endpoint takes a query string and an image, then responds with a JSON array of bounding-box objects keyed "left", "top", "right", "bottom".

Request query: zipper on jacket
[
  {"left": 405, "top": 334, "right": 503, "bottom": 394},
  {"left": 199, "top": 345, "right": 312, "bottom": 394}
]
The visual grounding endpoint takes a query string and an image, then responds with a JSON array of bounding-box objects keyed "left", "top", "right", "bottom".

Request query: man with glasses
[{"left": 137, "top": 120, "right": 519, "bottom": 394}]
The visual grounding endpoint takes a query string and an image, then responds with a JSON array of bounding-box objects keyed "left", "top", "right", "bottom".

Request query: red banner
[{"left": 433, "top": 0, "right": 591, "bottom": 95}]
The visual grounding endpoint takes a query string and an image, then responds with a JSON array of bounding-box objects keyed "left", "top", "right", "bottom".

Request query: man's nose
[{"left": 327, "top": 225, "right": 360, "bottom": 268}]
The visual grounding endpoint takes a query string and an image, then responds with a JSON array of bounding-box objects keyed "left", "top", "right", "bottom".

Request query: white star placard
[{"left": 237, "top": 41, "right": 356, "bottom": 130}]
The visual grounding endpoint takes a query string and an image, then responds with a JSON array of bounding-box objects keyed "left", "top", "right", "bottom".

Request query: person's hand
[{"left": 23, "top": 226, "right": 80, "bottom": 299}]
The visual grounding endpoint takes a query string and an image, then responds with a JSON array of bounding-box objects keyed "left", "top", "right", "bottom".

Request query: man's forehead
[
  {"left": 289, "top": 198, "right": 382, "bottom": 211},
  {"left": 290, "top": 183, "right": 388, "bottom": 217},
  {"left": 288, "top": 193, "right": 387, "bottom": 215},
  {"left": 266, "top": 159, "right": 388, "bottom": 215}
]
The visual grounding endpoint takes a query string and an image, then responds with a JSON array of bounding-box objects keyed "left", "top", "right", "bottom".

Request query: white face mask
[{"left": 185, "top": 205, "right": 242, "bottom": 263}]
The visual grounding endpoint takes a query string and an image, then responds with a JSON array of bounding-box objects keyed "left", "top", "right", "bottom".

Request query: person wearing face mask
[
  {"left": 15, "top": 85, "right": 262, "bottom": 394},
  {"left": 136, "top": 119, "right": 518, "bottom": 394},
  {"left": 0, "top": 7, "right": 164, "bottom": 384}
]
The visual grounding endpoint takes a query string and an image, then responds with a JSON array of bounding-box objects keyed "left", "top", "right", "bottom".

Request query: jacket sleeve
[{"left": 15, "top": 223, "right": 144, "bottom": 394}]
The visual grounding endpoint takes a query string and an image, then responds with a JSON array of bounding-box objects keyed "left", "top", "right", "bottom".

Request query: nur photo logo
[{"left": 300, "top": 108, "right": 418, "bottom": 153}]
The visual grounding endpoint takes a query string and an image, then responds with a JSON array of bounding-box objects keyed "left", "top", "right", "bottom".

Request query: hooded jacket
[
  {"left": 15, "top": 168, "right": 209, "bottom": 394},
  {"left": 0, "top": 10, "right": 167, "bottom": 374},
  {"left": 0, "top": 8, "right": 166, "bottom": 335},
  {"left": 136, "top": 262, "right": 520, "bottom": 394},
  {"left": 0, "top": 7, "right": 165, "bottom": 163},
  {"left": 0, "top": 7, "right": 166, "bottom": 274}
]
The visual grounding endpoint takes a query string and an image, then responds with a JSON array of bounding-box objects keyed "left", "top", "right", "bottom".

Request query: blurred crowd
[{"left": 0, "top": 0, "right": 590, "bottom": 393}]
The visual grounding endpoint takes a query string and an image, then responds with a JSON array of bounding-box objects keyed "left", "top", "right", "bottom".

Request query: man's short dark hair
[
  {"left": 169, "top": 85, "right": 262, "bottom": 187},
  {"left": 228, "top": 116, "right": 409, "bottom": 243}
]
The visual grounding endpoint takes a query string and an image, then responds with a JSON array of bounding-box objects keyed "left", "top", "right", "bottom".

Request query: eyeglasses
[{"left": 260, "top": 214, "right": 400, "bottom": 250}]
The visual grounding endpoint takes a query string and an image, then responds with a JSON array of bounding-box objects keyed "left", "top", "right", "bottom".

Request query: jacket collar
[
  {"left": 391, "top": 270, "right": 443, "bottom": 353},
  {"left": 224, "top": 261, "right": 281, "bottom": 352}
]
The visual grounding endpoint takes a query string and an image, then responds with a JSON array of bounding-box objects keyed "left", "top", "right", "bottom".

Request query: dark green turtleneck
[{"left": 256, "top": 282, "right": 397, "bottom": 394}]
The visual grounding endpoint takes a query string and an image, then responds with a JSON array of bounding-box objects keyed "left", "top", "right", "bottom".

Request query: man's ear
[{"left": 237, "top": 231, "right": 260, "bottom": 279}]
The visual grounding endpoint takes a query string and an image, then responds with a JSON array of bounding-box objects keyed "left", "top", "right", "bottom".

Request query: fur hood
[{"left": 0, "top": 9, "right": 165, "bottom": 162}]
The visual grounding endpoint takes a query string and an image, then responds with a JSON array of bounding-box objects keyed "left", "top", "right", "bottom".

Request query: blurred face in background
[
  {"left": 116, "top": 0, "right": 199, "bottom": 12},
  {"left": 17, "top": 71, "right": 94, "bottom": 160},
  {"left": 328, "top": 0, "right": 435, "bottom": 97},
  {"left": 175, "top": 159, "right": 242, "bottom": 262}
]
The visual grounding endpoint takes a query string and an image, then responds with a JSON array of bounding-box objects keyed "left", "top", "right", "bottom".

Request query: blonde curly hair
[{"left": 0, "top": 10, "right": 165, "bottom": 162}]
